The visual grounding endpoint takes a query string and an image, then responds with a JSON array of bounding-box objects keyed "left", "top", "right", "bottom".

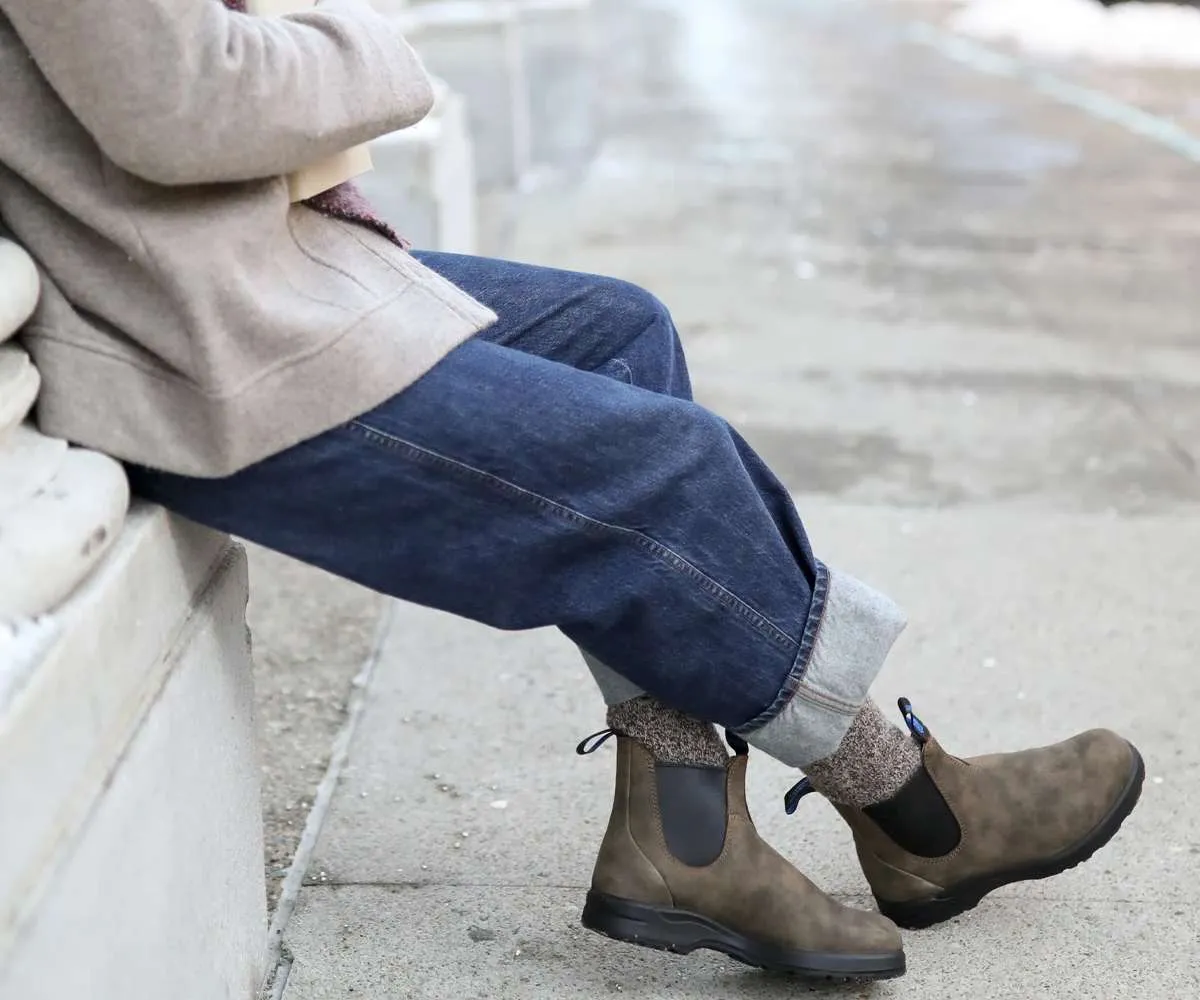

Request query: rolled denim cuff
[
  {"left": 738, "top": 563, "right": 906, "bottom": 768},
  {"left": 582, "top": 650, "right": 645, "bottom": 705}
]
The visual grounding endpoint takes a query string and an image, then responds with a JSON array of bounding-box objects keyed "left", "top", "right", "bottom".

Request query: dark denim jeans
[{"left": 128, "top": 252, "right": 904, "bottom": 766}]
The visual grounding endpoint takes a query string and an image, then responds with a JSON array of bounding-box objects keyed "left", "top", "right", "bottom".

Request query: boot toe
[
  {"left": 1026, "top": 728, "right": 1141, "bottom": 844},
  {"left": 1074, "top": 729, "right": 1139, "bottom": 809},
  {"left": 855, "top": 909, "right": 903, "bottom": 955},
  {"left": 828, "top": 897, "right": 903, "bottom": 955},
  {"left": 801, "top": 885, "right": 904, "bottom": 956}
]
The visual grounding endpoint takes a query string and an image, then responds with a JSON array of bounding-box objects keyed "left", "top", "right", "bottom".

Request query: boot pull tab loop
[
  {"left": 783, "top": 777, "right": 815, "bottom": 815},
  {"left": 897, "top": 697, "right": 930, "bottom": 745},
  {"left": 575, "top": 729, "right": 617, "bottom": 755},
  {"left": 724, "top": 730, "right": 750, "bottom": 756}
]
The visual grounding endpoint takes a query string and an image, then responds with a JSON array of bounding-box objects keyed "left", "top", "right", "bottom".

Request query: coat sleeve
[{"left": 0, "top": 0, "right": 434, "bottom": 185}]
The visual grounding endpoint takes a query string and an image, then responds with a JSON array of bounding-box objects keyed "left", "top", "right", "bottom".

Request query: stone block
[
  {"left": 0, "top": 438, "right": 129, "bottom": 619},
  {"left": 0, "top": 423, "right": 65, "bottom": 520},
  {"left": 0, "top": 507, "right": 266, "bottom": 1000}
]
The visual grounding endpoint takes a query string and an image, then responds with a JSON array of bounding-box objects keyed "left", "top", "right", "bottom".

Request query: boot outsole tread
[
  {"left": 877, "top": 742, "right": 1145, "bottom": 930},
  {"left": 582, "top": 891, "right": 906, "bottom": 981}
]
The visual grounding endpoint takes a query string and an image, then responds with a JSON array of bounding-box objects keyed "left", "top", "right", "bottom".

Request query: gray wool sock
[
  {"left": 607, "top": 695, "right": 729, "bottom": 768},
  {"left": 802, "top": 700, "right": 922, "bottom": 808}
]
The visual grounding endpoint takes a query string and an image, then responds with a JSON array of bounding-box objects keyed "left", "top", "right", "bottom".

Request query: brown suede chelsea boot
[
  {"left": 788, "top": 699, "right": 1144, "bottom": 930},
  {"left": 576, "top": 729, "right": 905, "bottom": 980}
]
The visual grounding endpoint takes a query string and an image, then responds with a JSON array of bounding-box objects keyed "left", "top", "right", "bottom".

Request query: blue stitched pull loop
[
  {"left": 783, "top": 776, "right": 815, "bottom": 815},
  {"left": 897, "top": 697, "right": 930, "bottom": 745},
  {"left": 724, "top": 730, "right": 750, "bottom": 756},
  {"left": 575, "top": 729, "right": 617, "bottom": 755}
]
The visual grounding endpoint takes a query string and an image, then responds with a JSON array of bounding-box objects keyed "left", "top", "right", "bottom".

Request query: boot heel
[
  {"left": 876, "top": 892, "right": 982, "bottom": 930},
  {"left": 581, "top": 891, "right": 700, "bottom": 953}
]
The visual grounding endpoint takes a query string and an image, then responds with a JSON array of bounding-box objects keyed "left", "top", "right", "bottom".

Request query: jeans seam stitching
[
  {"left": 790, "top": 686, "right": 861, "bottom": 715},
  {"left": 348, "top": 419, "right": 799, "bottom": 650},
  {"left": 733, "top": 561, "right": 831, "bottom": 733}
]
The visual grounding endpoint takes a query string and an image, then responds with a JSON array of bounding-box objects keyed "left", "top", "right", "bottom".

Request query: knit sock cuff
[
  {"left": 607, "top": 696, "right": 729, "bottom": 768},
  {"left": 802, "top": 699, "right": 921, "bottom": 808}
]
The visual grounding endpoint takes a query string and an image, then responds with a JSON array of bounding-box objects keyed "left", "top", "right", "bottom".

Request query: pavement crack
[
  {"left": 1112, "top": 385, "right": 1199, "bottom": 481},
  {"left": 307, "top": 879, "right": 592, "bottom": 891}
]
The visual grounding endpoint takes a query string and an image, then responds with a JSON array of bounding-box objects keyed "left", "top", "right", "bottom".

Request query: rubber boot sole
[
  {"left": 581, "top": 891, "right": 906, "bottom": 980},
  {"left": 877, "top": 742, "right": 1146, "bottom": 930}
]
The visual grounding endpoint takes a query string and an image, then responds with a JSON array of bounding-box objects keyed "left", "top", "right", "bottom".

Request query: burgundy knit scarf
[{"left": 222, "top": 0, "right": 407, "bottom": 249}]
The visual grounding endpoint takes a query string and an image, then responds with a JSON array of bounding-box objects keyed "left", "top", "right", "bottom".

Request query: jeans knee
[
  {"left": 629, "top": 283, "right": 676, "bottom": 337},
  {"left": 592, "top": 278, "right": 688, "bottom": 395},
  {"left": 651, "top": 398, "right": 735, "bottom": 476},
  {"left": 590, "top": 276, "right": 672, "bottom": 338}
]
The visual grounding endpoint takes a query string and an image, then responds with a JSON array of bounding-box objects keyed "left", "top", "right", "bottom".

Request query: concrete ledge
[
  {"left": 0, "top": 426, "right": 64, "bottom": 521},
  {"left": 0, "top": 229, "right": 263, "bottom": 998},
  {"left": 0, "top": 506, "right": 266, "bottom": 999},
  {"left": 1, "top": 234, "right": 132, "bottom": 619},
  {"left": 0, "top": 443, "right": 129, "bottom": 618}
]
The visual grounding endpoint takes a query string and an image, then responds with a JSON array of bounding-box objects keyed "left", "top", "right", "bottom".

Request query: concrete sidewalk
[{"left": 277, "top": 0, "right": 1200, "bottom": 996}]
